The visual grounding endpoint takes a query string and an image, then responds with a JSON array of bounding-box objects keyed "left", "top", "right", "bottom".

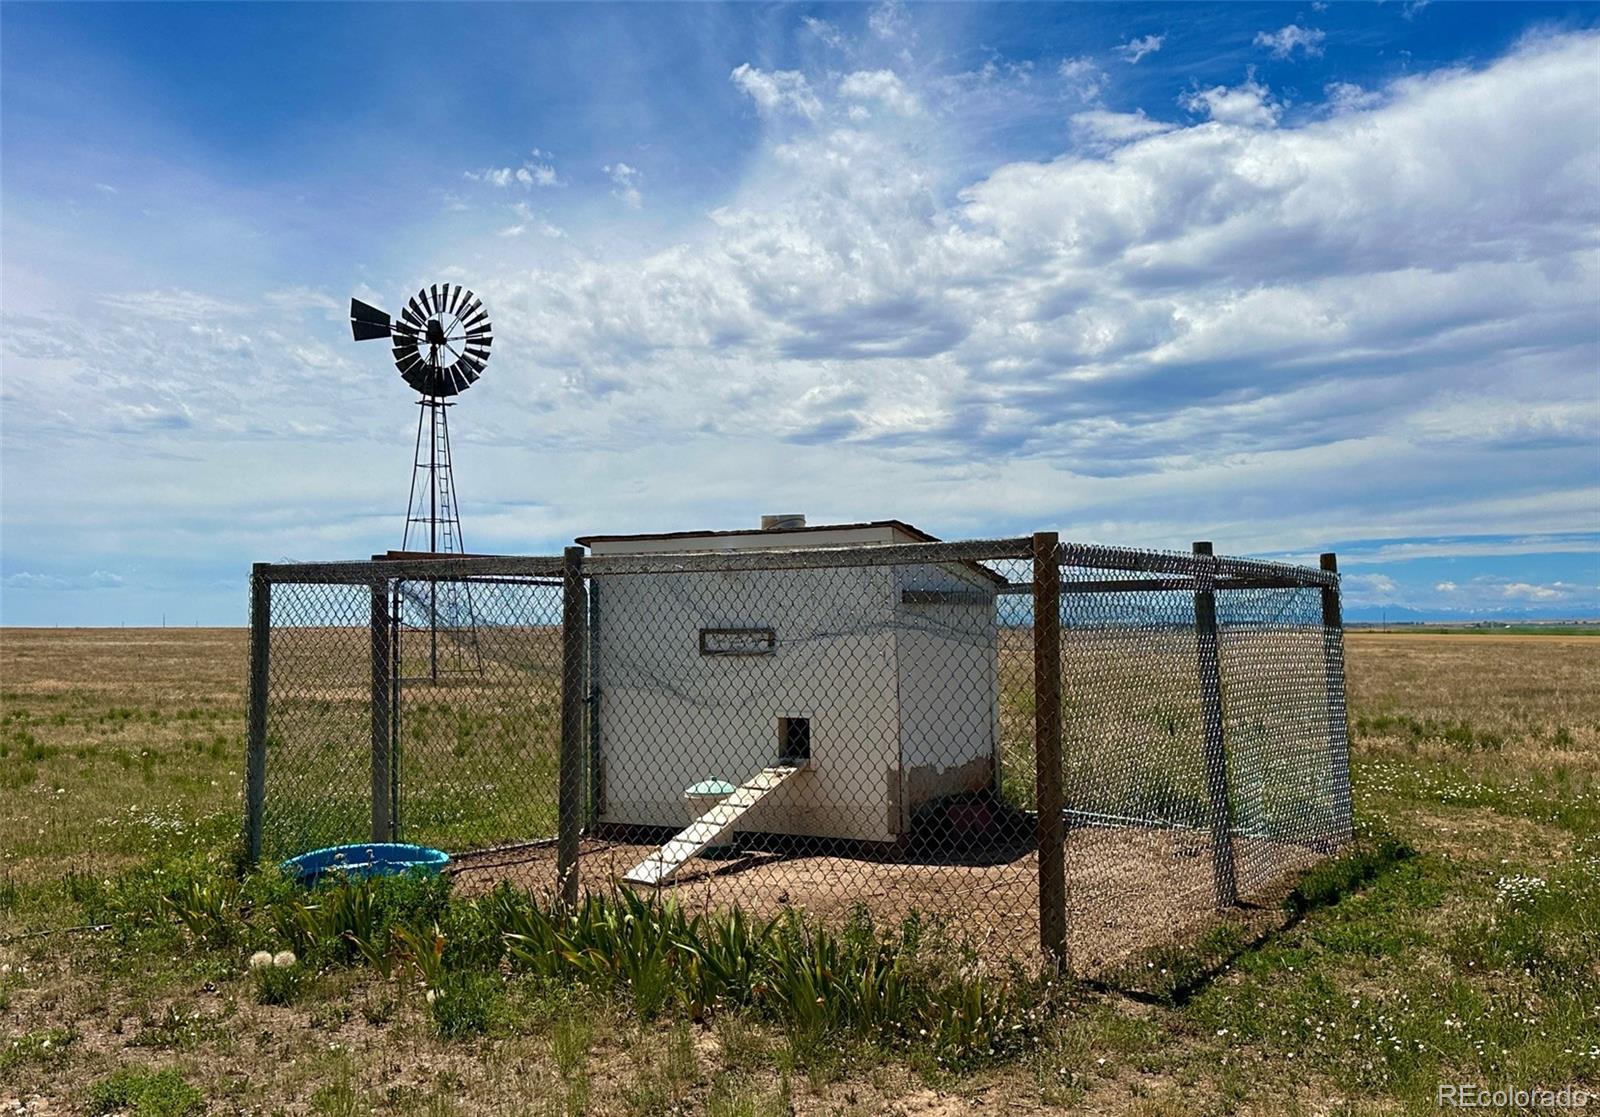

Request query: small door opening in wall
[{"left": 779, "top": 717, "right": 810, "bottom": 764}]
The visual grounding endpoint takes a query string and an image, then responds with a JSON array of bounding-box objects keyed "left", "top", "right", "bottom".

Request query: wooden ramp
[{"left": 622, "top": 763, "right": 804, "bottom": 886}]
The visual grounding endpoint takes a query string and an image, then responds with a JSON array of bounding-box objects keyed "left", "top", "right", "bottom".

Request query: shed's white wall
[
  {"left": 892, "top": 564, "right": 1001, "bottom": 829},
  {"left": 593, "top": 565, "right": 902, "bottom": 842}
]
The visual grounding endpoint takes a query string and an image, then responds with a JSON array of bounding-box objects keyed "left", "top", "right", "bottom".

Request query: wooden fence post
[
  {"left": 370, "top": 582, "right": 394, "bottom": 843},
  {"left": 1320, "top": 553, "right": 1354, "bottom": 847},
  {"left": 1193, "top": 542, "right": 1238, "bottom": 908},
  {"left": 244, "top": 567, "right": 271, "bottom": 866},
  {"left": 1033, "top": 532, "right": 1066, "bottom": 963},
  {"left": 557, "top": 546, "right": 587, "bottom": 909}
]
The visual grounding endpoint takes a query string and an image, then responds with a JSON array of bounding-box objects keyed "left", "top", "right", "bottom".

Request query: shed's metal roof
[
  {"left": 574, "top": 518, "right": 936, "bottom": 546},
  {"left": 576, "top": 520, "right": 1009, "bottom": 586}
]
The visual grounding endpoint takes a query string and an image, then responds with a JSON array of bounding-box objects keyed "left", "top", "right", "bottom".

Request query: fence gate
[{"left": 244, "top": 555, "right": 573, "bottom": 864}]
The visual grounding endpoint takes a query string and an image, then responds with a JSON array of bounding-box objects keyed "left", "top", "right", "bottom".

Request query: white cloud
[
  {"left": 730, "top": 64, "right": 822, "bottom": 119},
  {"left": 466, "top": 154, "right": 562, "bottom": 189},
  {"left": 1500, "top": 581, "right": 1566, "bottom": 601},
  {"left": 1117, "top": 35, "right": 1164, "bottom": 64},
  {"left": 1254, "top": 25, "right": 1327, "bottom": 60},
  {"left": 466, "top": 166, "right": 516, "bottom": 187},
  {"left": 1058, "top": 57, "right": 1108, "bottom": 103},
  {"left": 1334, "top": 536, "right": 1600, "bottom": 565},
  {"left": 604, "top": 162, "right": 643, "bottom": 209},
  {"left": 838, "top": 70, "right": 920, "bottom": 115},
  {"left": 803, "top": 16, "right": 845, "bottom": 49},
  {"left": 505, "top": 200, "right": 565, "bottom": 239},
  {"left": 868, "top": 1, "right": 907, "bottom": 41},
  {"left": 1, "top": 569, "right": 122, "bottom": 591},
  {"left": 1344, "top": 573, "right": 1399, "bottom": 602},
  {"left": 1324, "top": 82, "right": 1382, "bottom": 113},
  {"left": 1070, "top": 109, "right": 1175, "bottom": 146},
  {"left": 1434, "top": 581, "right": 1458, "bottom": 592},
  {"left": 1180, "top": 77, "right": 1282, "bottom": 126}
]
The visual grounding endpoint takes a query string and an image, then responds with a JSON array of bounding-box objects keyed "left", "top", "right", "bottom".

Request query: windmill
[{"left": 349, "top": 285, "right": 493, "bottom": 678}]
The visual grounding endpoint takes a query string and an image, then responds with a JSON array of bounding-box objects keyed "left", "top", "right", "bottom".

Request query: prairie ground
[{"left": 1, "top": 627, "right": 1597, "bottom": 1115}]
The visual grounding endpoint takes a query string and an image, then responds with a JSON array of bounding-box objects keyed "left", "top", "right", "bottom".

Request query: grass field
[{"left": 2, "top": 628, "right": 1598, "bottom": 1114}]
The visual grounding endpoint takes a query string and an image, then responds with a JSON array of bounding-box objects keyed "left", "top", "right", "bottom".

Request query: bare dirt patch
[{"left": 452, "top": 827, "right": 1320, "bottom": 975}]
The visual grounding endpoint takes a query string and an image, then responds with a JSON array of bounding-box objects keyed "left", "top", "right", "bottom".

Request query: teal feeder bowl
[{"left": 684, "top": 779, "right": 739, "bottom": 859}]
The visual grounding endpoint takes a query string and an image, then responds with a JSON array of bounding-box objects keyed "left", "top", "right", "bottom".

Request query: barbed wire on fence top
[{"left": 247, "top": 536, "right": 1349, "bottom": 976}]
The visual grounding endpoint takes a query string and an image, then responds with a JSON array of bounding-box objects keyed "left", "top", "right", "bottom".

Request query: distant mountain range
[{"left": 1344, "top": 604, "right": 1600, "bottom": 624}]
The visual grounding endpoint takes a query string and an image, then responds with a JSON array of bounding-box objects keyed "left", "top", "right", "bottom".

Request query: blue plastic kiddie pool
[{"left": 282, "top": 842, "right": 449, "bottom": 885}]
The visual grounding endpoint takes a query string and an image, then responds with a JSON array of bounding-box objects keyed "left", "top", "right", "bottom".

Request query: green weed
[{"left": 87, "top": 1067, "right": 204, "bottom": 1117}]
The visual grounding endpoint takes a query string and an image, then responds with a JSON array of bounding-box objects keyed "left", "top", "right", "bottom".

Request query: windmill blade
[
  {"left": 447, "top": 285, "right": 464, "bottom": 315},
  {"left": 430, "top": 284, "right": 443, "bottom": 314},
  {"left": 407, "top": 295, "right": 428, "bottom": 323},
  {"left": 405, "top": 357, "right": 444, "bottom": 396}
]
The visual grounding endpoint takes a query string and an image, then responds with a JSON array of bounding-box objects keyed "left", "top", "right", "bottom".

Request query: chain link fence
[{"left": 245, "top": 535, "right": 1349, "bottom": 975}]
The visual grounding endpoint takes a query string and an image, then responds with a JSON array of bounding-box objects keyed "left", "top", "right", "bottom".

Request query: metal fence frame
[{"left": 245, "top": 533, "right": 1350, "bottom": 964}]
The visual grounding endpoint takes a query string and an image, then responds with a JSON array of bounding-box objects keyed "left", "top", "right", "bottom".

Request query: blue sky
[{"left": 1, "top": 1, "right": 1597, "bottom": 625}]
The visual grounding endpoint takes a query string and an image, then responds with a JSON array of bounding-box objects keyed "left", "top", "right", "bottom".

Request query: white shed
[{"left": 579, "top": 518, "right": 1003, "bottom": 849}]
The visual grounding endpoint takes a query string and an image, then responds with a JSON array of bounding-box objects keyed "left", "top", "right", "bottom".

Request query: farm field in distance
[{"left": 2, "top": 627, "right": 1598, "bottom": 1115}]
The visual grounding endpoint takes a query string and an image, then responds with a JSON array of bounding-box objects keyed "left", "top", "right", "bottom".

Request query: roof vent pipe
[{"left": 761, "top": 514, "right": 806, "bottom": 531}]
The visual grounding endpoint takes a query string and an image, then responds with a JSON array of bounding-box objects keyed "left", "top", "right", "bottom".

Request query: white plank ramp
[{"left": 622, "top": 764, "right": 803, "bottom": 886}]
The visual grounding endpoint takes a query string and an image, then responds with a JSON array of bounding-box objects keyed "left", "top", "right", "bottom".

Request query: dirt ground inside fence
[{"left": 449, "top": 826, "right": 1321, "bottom": 976}]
